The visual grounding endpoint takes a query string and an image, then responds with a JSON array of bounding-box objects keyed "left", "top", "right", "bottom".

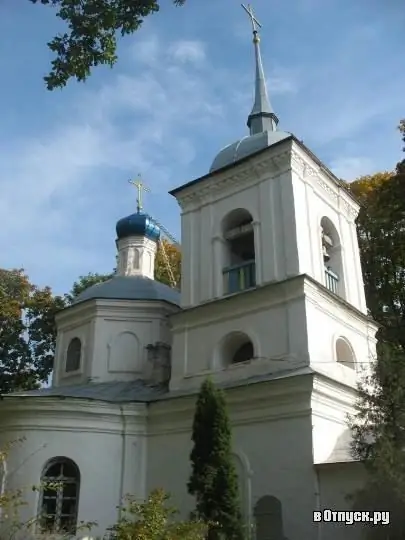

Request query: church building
[{"left": 0, "top": 5, "right": 378, "bottom": 540}]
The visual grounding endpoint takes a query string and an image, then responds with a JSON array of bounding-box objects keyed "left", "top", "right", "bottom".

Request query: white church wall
[
  {"left": 311, "top": 375, "right": 358, "bottom": 464},
  {"left": 55, "top": 300, "right": 177, "bottom": 386},
  {"left": 177, "top": 144, "right": 295, "bottom": 309},
  {"left": 148, "top": 378, "right": 323, "bottom": 540},
  {"left": 303, "top": 280, "right": 378, "bottom": 387},
  {"left": 290, "top": 143, "right": 367, "bottom": 314},
  {"left": 170, "top": 279, "right": 309, "bottom": 392},
  {"left": 54, "top": 320, "right": 94, "bottom": 387},
  {"left": 0, "top": 400, "right": 147, "bottom": 539},
  {"left": 316, "top": 463, "right": 367, "bottom": 540},
  {"left": 176, "top": 140, "right": 366, "bottom": 318}
]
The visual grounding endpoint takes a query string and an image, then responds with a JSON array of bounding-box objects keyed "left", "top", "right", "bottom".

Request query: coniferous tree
[{"left": 188, "top": 379, "right": 244, "bottom": 540}]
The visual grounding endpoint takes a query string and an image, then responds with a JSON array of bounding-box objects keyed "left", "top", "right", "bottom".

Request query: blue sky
[{"left": 0, "top": 0, "right": 404, "bottom": 296}]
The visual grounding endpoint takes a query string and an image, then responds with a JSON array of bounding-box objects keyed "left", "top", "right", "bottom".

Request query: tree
[
  {"left": 30, "top": 0, "right": 186, "bottom": 91},
  {"left": 188, "top": 379, "right": 243, "bottom": 540},
  {"left": 109, "top": 488, "right": 208, "bottom": 540},
  {"left": 155, "top": 239, "right": 181, "bottom": 288},
  {"left": 0, "top": 269, "right": 64, "bottom": 396},
  {"left": 348, "top": 122, "right": 405, "bottom": 538},
  {"left": 64, "top": 271, "right": 113, "bottom": 305},
  {"left": 65, "top": 239, "right": 181, "bottom": 304},
  {"left": 348, "top": 342, "right": 405, "bottom": 538},
  {"left": 349, "top": 132, "right": 405, "bottom": 349}
]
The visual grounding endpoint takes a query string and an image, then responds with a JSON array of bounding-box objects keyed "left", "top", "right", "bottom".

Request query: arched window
[
  {"left": 254, "top": 495, "right": 285, "bottom": 540},
  {"left": 336, "top": 337, "right": 356, "bottom": 370},
  {"left": 320, "top": 216, "right": 345, "bottom": 298},
  {"left": 221, "top": 209, "right": 256, "bottom": 294},
  {"left": 219, "top": 332, "right": 255, "bottom": 367},
  {"left": 65, "top": 338, "right": 81, "bottom": 372},
  {"left": 39, "top": 457, "right": 80, "bottom": 534}
]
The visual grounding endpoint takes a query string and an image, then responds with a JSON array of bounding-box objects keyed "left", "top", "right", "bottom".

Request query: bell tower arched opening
[
  {"left": 221, "top": 209, "right": 256, "bottom": 295},
  {"left": 321, "top": 216, "right": 345, "bottom": 298}
]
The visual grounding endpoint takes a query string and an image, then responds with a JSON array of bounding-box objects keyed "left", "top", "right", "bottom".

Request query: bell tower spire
[{"left": 241, "top": 3, "right": 279, "bottom": 135}]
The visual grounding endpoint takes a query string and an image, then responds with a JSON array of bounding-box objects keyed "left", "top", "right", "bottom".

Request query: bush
[{"left": 107, "top": 488, "right": 208, "bottom": 540}]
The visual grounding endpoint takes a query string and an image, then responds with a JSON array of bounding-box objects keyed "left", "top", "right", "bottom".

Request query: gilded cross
[
  {"left": 128, "top": 175, "right": 150, "bottom": 213},
  {"left": 241, "top": 3, "right": 262, "bottom": 33}
]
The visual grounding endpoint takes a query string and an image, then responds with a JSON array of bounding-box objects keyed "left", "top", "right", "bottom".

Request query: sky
[{"left": 0, "top": 0, "right": 404, "bottom": 296}]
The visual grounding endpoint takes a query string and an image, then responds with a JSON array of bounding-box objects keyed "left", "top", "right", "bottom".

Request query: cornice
[
  {"left": 176, "top": 149, "right": 292, "bottom": 212},
  {"left": 291, "top": 145, "right": 359, "bottom": 220},
  {"left": 0, "top": 397, "right": 147, "bottom": 418},
  {"left": 56, "top": 301, "right": 97, "bottom": 325},
  {"left": 302, "top": 278, "right": 378, "bottom": 335},
  {"left": 150, "top": 370, "right": 312, "bottom": 424},
  {"left": 175, "top": 138, "right": 358, "bottom": 224},
  {"left": 148, "top": 408, "right": 311, "bottom": 436},
  {"left": 58, "top": 299, "right": 179, "bottom": 328},
  {"left": 171, "top": 274, "right": 306, "bottom": 330},
  {"left": 0, "top": 398, "right": 148, "bottom": 436},
  {"left": 0, "top": 423, "right": 147, "bottom": 437},
  {"left": 312, "top": 372, "right": 357, "bottom": 408}
]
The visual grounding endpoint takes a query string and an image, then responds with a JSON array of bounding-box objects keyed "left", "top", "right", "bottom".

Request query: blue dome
[{"left": 116, "top": 212, "right": 160, "bottom": 242}]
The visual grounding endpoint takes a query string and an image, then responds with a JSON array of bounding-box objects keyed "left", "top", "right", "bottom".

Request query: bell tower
[{"left": 168, "top": 5, "right": 377, "bottom": 393}]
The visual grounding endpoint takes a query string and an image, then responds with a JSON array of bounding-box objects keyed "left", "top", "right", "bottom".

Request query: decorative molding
[
  {"left": 291, "top": 148, "right": 360, "bottom": 222},
  {"left": 340, "top": 197, "right": 359, "bottom": 220},
  {"left": 176, "top": 150, "right": 292, "bottom": 211},
  {"left": 315, "top": 177, "right": 339, "bottom": 203}
]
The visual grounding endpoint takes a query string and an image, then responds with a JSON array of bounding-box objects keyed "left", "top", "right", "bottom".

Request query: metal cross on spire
[
  {"left": 128, "top": 174, "right": 150, "bottom": 214},
  {"left": 241, "top": 3, "right": 262, "bottom": 35},
  {"left": 240, "top": 3, "right": 279, "bottom": 135}
]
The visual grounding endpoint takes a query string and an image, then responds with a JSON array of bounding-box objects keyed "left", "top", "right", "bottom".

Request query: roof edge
[{"left": 169, "top": 133, "right": 358, "bottom": 207}]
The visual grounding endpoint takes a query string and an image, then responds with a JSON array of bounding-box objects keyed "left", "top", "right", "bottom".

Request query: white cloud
[
  {"left": 0, "top": 34, "right": 222, "bottom": 292},
  {"left": 330, "top": 156, "right": 376, "bottom": 181},
  {"left": 130, "top": 34, "right": 160, "bottom": 65},
  {"left": 167, "top": 40, "right": 206, "bottom": 64},
  {"left": 267, "top": 68, "right": 299, "bottom": 95}
]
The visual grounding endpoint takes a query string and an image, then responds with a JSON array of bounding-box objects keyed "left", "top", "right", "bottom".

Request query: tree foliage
[
  {"left": 0, "top": 269, "right": 64, "bottom": 396},
  {"left": 349, "top": 121, "right": 405, "bottom": 537},
  {"left": 65, "top": 239, "right": 181, "bottom": 301},
  {"left": 348, "top": 342, "right": 405, "bottom": 539},
  {"left": 155, "top": 239, "right": 181, "bottom": 288},
  {"left": 188, "top": 379, "right": 243, "bottom": 540},
  {"left": 30, "top": 0, "right": 186, "bottom": 90},
  {"left": 0, "top": 240, "right": 181, "bottom": 394},
  {"left": 350, "top": 146, "right": 405, "bottom": 349},
  {"left": 64, "top": 271, "right": 114, "bottom": 305},
  {"left": 109, "top": 488, "right": 208, "bottom": 540}
]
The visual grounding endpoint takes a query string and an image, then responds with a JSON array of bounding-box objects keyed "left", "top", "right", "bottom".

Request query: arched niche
[
  {"left": 320, "top": 216, "right": 345, "bottom": 298},
  {"left": 214, "top": 331, "right": 255, "bottom": 370},
  {"left": 335, "top": 336, "right": 356, "bottom": 370},
  {"left": 65, "top": 337, "right": 82, "bottom": 373},
  {"left": 254, "top": 495, "right": 286, "bottom": 540},
  {"left": 108, "top": 331, "right": 141, "bottom": 373},
  {"left": 221, "top": 208, "right": 256, "bottom": 294}
]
